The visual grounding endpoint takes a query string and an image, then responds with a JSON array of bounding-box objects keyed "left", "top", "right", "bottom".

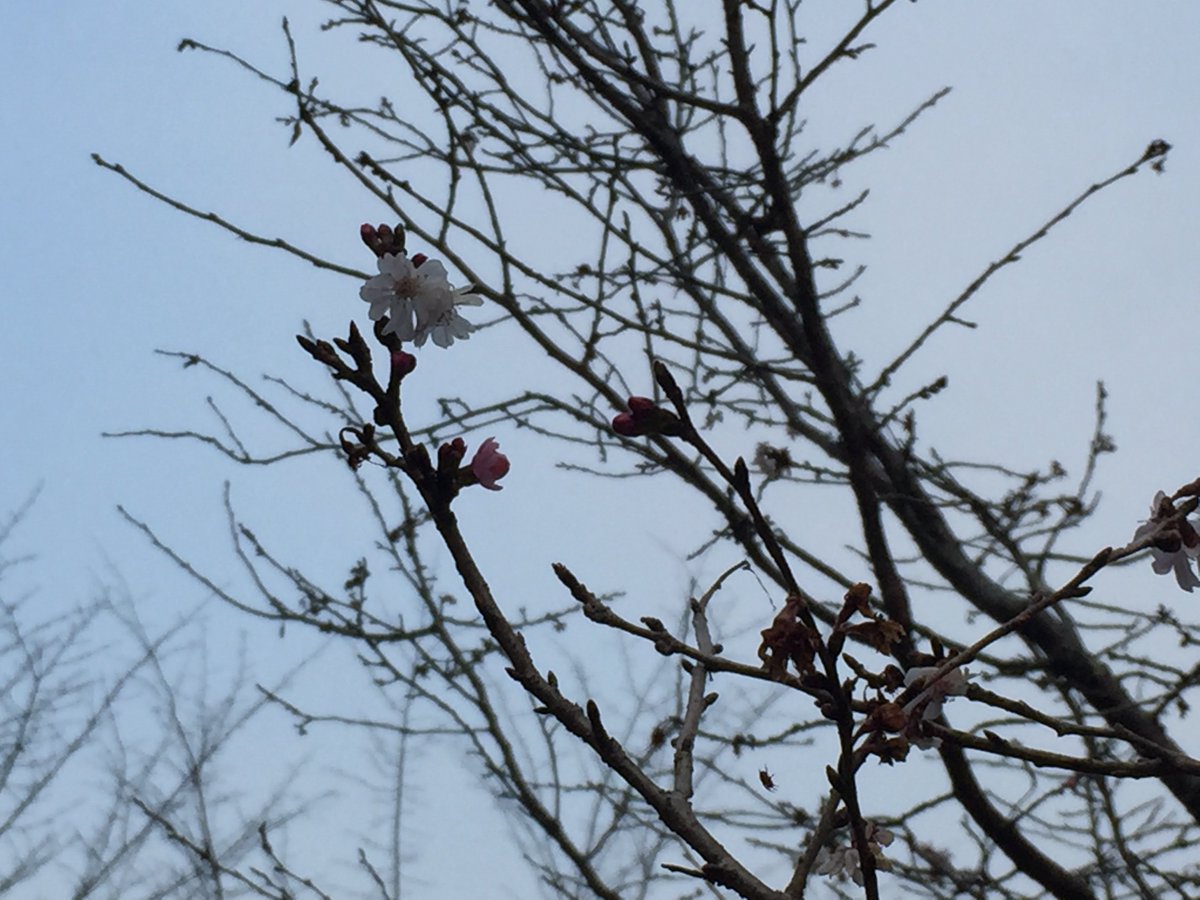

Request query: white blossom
[
  {"left": 904, "top": 665, "right": 970, "bottom": 721},
  {"left": 359, "top": 253, "right": 481, "bottom": 347},
  {"left": 812, "top": 824, "right": 893, "bottom": 886},
  {"left": 1133, "top": 491, "right": 1200, "bottom": 592},
  {"left": 814, "top": 846, "right": 862, "bottom": 885},
  {"left": 413, "top": 285, "right": 484, "bottom": 348}
]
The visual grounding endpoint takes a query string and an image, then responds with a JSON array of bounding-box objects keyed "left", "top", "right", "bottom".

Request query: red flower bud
[
  {"left": 390, "top": 350, "right": 417, "bottom": 379},
  {"left": 627, "top": 396, "right": 656, "bottom": 413},
  {"left": 612, "top": 396, "right": 685, "bottom": 438},
  {"left": 612, "top": 412, "right": 640, "bottom": 436}
]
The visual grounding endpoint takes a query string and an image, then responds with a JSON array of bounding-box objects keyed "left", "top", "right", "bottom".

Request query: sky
[{"left": 2, "top": 2, "right": 1198, "bottom": 897}]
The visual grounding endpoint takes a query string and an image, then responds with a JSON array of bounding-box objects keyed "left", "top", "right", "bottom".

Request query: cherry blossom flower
[
  {"left": 471, "top": 438, "right": 510, "bottom": 491},
  {"left": 1133, "top": 491, "right": 1200, "bottom": 592},
  {"left": 813, "top": 824, "right": 893, "bottom": 885},
  {"left": 359, "top": 253, "right": 481, "bottom": 347},
  {"left": 903, "top": 665, "right": 970, "bottom": 721},
  {"left": 814, "top": 846, "right": 863, "bottom": 884},
  {"left": 413, "top": 285, "right": 484, "bottom": 349}
]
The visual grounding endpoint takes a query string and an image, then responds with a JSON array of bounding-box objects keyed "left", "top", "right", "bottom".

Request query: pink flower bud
[
  {"left": 411, "top": 252, "right": 428, "bottom": 268},
  {"left": 471, "top": 437, "right": 510, "bottom": 491}
]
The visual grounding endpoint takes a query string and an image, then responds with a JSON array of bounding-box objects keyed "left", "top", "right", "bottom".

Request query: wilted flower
[
  {"left": 904, "top": 665, "right": 970, "bottom": 722},
  {"left": 359, "top": 253, "right": 481, "bottom": 348},
  {"left": 471, "top": 437, "right": 510, "bottom": 491},
  {"left": 1133, "top": 491, "right": 1200, "bottom": 592},
  {"left": 814, "top": 846, "right": 862, "bottom": 885},
  {"left": 753, "top": 442, "right": 793, "bottom": 478}
]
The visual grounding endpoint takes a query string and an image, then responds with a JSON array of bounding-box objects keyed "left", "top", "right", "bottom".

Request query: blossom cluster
[
  {"left": 360, "top": 251, "right": 482, "bottom": 348},
  {"left": 813, "top": 823, "right": 894, "bottom": 885}
]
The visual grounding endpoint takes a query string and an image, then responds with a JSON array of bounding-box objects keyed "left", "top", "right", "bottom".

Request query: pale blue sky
[{"left": 2, "top": 3, "right": 1198, "bottom": 896}]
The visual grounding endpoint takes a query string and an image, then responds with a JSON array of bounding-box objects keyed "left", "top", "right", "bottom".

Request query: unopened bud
[
  {"left": 360, "top": 223, "right": 381, "bottom": 255},
  {"left": 438, "top": 437, "right": 467, "bottom": 472},
  {"left": 611, "top": 396, "right": 685, "bottom": 438},
  {"left": 612, "top": 412, "right": 639, "bottom": 436},
  {"left": 391, "top": 350, "right": 417, "bottom": 379}
]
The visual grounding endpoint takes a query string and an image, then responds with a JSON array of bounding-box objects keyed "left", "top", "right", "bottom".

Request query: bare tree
[
  {"left": 94, "top": 3, "right": 1200, "bottom": 898},
  {"left": 0, "top": 492, "right": 312, "bottom": 898}
]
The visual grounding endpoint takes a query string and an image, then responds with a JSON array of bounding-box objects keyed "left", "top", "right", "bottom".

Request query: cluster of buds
[{"left": 360, "top": 222, "right": 407, "bottom": 258}]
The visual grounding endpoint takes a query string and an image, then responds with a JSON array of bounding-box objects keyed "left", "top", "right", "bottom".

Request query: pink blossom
[{"left": 471, "top": 438, "right": 510, "bottom": 491}]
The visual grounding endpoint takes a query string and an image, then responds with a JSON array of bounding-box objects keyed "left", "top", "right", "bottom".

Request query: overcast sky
[{"left": 2, "top": 3, "right": 1198, "bottom": 897}]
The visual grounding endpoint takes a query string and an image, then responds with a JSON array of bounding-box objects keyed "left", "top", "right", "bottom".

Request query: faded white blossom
[
  {"left": 904, "top": 665, "right": 970, "bottom": 721},
  {"left": 814, "top": 845, "right": 863, "bottom": 885},
  {"left": 1133, "top": 491, "right": 1200, "bottom": 592},
  {"left": 812, "top": 823, "right": 894, "bottom": 886}
]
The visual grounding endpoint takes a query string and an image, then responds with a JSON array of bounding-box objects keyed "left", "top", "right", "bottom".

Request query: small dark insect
[{"left": 759, "top": 767, "right": 777, "bottom": 792}]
